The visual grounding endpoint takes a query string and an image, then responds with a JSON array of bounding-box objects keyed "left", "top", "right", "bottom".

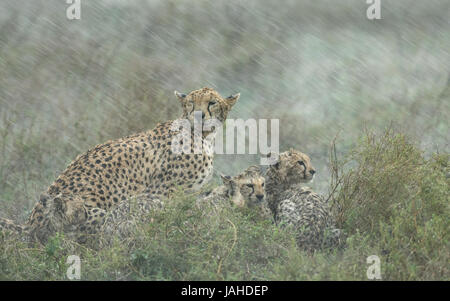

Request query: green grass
[{"left": 0, "top": 129, "right": 448, "bottom": 280}]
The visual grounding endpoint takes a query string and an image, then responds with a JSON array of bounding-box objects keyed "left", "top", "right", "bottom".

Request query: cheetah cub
[
  {"left": 198, "top": 167, "right": 271, "bottom": 218},
  {"left": 251, "top": 149, "right": 344, "bottom": 251},
  {"left": 261, "top": 149, "right": 317, "bottom": 215},
  {"left": 1, "top": 193, "right": 97, "bottom": 243},
  {"left": 275, "top": 187, "right": 344, "bottom": 252}
]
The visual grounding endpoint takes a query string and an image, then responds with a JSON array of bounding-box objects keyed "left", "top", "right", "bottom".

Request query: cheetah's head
[
  {"left": 28, "top": 194, "right": 88, "bottom": 243},
  {"left": 267, "top": 149, "right": 316, "bottom": 186},
  {"left": 221, "top": 167, "right": 266, "bottom": 208},
  {"left": 51, "top": 195, "right": 88, "bottom": 226},
  {"left": 175, "top": 87, "right": 240, "bottom": 125}
]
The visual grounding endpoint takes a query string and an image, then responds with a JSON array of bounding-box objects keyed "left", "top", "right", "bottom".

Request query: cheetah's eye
[
  {"left": 298, "top": 161, "right": 306, "bottom": 167},
  {"left": 262, "top": 182, "right": 265, "bottom": 187},
  {"left": 208, "top": 101, "right": 217, "bottom": 106},
  {"left": 246, "top": 184, "right": 254, "bottom": 188}
]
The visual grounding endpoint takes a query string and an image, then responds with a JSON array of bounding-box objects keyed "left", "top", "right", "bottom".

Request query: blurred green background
[{"left": 0, "top": 0, "right": 448, "bottom": 222}]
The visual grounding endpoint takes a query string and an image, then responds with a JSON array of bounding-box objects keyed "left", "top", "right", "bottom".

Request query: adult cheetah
[{"left": 22, "top": 87, "right": 239, "bottom": 243}]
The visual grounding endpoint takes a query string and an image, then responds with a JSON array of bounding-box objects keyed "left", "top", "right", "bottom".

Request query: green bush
[{"left": 330, "top": 129, "right": 449, "bottom": 280}]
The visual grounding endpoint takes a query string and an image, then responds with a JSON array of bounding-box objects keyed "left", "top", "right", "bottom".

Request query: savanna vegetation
[{"left": 0, "top": 0, "right": 448, "bottom": 280}]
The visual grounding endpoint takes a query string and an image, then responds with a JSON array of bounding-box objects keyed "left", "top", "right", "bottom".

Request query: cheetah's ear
[
  {"left": 221, "top": 174, "right": 238, "bottom": 190},
  {"left": 245, "top": 165, "right": 261, "bottom": 174},
  {"left": 174, "top": 91, "right": 187, "bottom": 102},
  {"left": 264, "top": 151, "right": 278, "bottom": 158},
  {"left": 225, "top": 93, "right": 240, "bottom": 106},
  {"left": 262, "top": 151, "right": 279, "bottom": 167},
  {"left": 53, "top": 197, "right": 67, "bottom": 213},
  {"left": 220, "top": 174, "right": 232, "bottom": 185},
  {"left": 38, "top": 193, "right": 50, "bottom": 208}
]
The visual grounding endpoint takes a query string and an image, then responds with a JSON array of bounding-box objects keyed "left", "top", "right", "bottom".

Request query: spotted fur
[
  {"left": 79, "top": 194, "right": 163, "bottom": 246},
  {"left": 198, "top": 167, "right": 271, "bottom": 218},
  {"left": 248, "top": 149, "right": 316, "bottom": 215},
  {"left": 22, "top": 87, "right": 239, "bottom": 244},
  {"left": 248, "top": 149, "right": 344, "bottom": 251},
  {"left": 276, "top": 187, "right": 344, "bottom": 252}
]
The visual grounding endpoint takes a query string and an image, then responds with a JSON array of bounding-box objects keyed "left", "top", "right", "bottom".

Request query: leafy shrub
[{"left": 330, "top": 129, "right": 449, "bottom": 280}]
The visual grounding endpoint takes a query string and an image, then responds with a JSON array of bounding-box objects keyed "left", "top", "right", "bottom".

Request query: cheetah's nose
[
  {"left": 256, "top": 195, "right": 264, "bottom": 202},
  {"left": 202, "top": 112, "right": 206, "bottom": 119},
  {"left": 310, "top": 169, "right": 316, "bottom": 175}
]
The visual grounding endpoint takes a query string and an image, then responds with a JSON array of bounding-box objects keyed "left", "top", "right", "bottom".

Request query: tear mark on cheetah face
[
  {"left": 175, "top": 87, "right": 240, "bottom": 125},
  {"left": 267, "top": 148, "right": 316, "bottom": 186},
  {"left": 221, "top": 167, "right": 266, "bottom": 208}
]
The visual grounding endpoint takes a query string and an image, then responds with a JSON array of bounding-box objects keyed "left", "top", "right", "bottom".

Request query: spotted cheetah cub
[
  {"left": 1, "top": 193, "right": 101, "bottom": 243},
  {"left": 275, "top": 187, "right": 344, "bottom": 252},
  {"left": 261, "top": 149, "right": 317, "bottom": 215},
  {"left": 198, "top": 167, "right": 271, "bottom": 217},
  {"left": 252, "top": 149, "right": 344, "bottom": 251}
]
